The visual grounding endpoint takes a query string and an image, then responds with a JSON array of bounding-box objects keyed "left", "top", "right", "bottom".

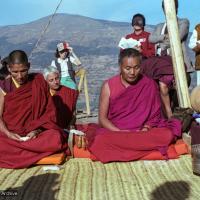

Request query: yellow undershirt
[
  {"left": 50, "top": 89, "right": 56, "bottom": 96},
  {"left": 11, "top": 77, "right": 20, "bottom": 88}
]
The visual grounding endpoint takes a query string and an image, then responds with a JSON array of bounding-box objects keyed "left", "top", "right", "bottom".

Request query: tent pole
[{"left": 163, "top": 0, "right": 191, "bottom": 108}]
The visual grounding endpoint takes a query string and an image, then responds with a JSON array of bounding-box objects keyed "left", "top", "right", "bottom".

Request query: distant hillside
[{"left": 0, "top": 13, "right": 195, "bottom": 111}]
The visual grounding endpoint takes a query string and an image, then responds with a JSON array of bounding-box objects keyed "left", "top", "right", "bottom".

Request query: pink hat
[{"left": 57, "top": 42, "right": 71, "bottom": 52}]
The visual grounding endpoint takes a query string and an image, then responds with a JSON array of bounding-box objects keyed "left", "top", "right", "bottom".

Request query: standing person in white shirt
[
  {"left": 189, "top": 24, "right": 200, "bottom": 86},
  {"left": 51, "top": 41, "right": 81, "bottom": 90}
]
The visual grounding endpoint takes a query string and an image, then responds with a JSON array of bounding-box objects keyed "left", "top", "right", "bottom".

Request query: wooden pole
[
  {"left": 163, "top": 0, "right": 191, "bottom": 108},
  {"left": 76, "top": 68, "right": 85, "bottom": 92},
  {"left": 83, "top": 74, "right": 91, "bottom": 115},
  {"left": 76, "top": 68, "right": 91, "bottom": 115}
]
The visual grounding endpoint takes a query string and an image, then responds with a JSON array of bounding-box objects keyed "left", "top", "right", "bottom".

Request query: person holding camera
[{"left": 51, "top": 41, "right": 81, "bottom": 90}]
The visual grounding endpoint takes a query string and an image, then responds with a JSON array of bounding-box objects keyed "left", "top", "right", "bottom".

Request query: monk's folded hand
[
  {"left": 26, "top": 129, "right": 41, "bottom": 140},
  {"left": 140, "top": 127, "right": 149, "bottom": 132},
  {"left": 140, "top": 125, "right": 152, "bottom": 132},
  {"left": 7, "top": 132, "right": 21, "bottom": 141}
]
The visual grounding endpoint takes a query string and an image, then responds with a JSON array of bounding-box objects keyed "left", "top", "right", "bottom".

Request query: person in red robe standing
[
  {"left": 86, "top": 48, "right": 182, "bottom": 163},
  {"left": 43, "top": 66, "right": 78, "bottom": 129},
  {"left": 0, "top": 50, "right": 68, "bottom": 169},
  {"left": 125, "top": 13, "right": 155, "bottom": 59}
]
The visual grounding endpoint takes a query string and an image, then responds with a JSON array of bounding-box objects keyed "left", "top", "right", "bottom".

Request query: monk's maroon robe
[
  {"left": 86, "top": 75, "right": 182, "bottom": 163},
  {"left": 0, "top": 74, "right": 68, "bottom": 168},
  {"left": 52, "top": 86, "right": 78, "bottom": 129},
  {"left": 141, "top": 56, "right": 174, "bottom": 88}
]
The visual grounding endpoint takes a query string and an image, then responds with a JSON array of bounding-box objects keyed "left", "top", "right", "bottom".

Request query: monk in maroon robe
[
  {"left": 86, "top": 48, "right": 182, "bottom": 163},
  {"left": 43, "top": 66, "right": 78, "bottom": 129},
  {"left": 0, "top": 50, "right": 68, "bottom": 169}
]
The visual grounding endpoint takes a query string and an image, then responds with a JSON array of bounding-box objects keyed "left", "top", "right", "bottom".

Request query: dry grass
[{"left": 0, "top": 155, "right": 199, "bottom": 200}]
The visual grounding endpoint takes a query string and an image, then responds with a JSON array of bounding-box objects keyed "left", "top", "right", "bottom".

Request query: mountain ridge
[{"left": 0, "top": 13, "right": 195, "bottom": 111}]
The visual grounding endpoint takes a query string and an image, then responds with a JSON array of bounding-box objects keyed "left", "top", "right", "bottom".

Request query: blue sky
[{"left": 0, "top": 0, "right": 199, "bottom": 30}]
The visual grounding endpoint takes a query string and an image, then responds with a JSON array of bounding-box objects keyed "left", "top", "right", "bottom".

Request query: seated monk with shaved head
[
  {"left": 86, "top": 48, "right": 182, "bottom": 163},
  {"left": 0, "top": 50, "right": 68, "bottom": 169}
]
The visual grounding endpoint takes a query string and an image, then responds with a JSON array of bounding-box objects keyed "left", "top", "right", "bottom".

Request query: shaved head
[{"left": 8, "top": 50, "right": 28, "bottom": 65}]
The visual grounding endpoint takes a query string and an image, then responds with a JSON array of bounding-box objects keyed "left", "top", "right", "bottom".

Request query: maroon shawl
[
  {"left": 52, "top": 86, "right": 78, "bottom": 129},
  {"left": 141, "top": 56, "right": 174, "bottom": 80}
]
